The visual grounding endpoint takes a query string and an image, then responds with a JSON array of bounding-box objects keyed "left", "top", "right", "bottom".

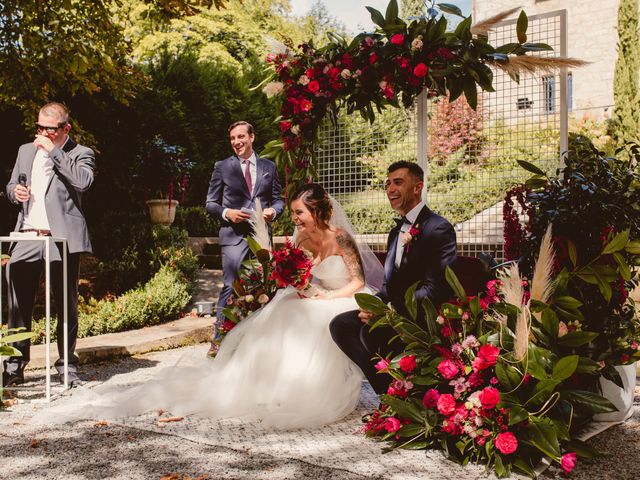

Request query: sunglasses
[{"left": 35, "top": 123, "right": 66, "bottom": 134}]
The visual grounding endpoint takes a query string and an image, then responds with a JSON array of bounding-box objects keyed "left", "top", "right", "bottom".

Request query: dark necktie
[{"left": 243, "top": 159, "right": 252, "bottom": 193}]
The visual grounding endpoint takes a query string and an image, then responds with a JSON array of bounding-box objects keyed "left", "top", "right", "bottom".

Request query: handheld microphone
[{"left": 18, "top": 173, "right": 28, "bottom": 216}]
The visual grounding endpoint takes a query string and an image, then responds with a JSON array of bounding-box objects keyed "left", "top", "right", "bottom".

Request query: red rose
[
  {"left": 436, "top": 47, "right": 456, "bottom": 60},
  {"left": 561, "top": 452, "right": 577, "bottom": 474},
  {"left": 494, "top": 431, "right": 518, "bottom": 455},
  {"left": 307, "top": 80, "right": 320, "bottom": 93},
  {"left": 328, "top": 66, "right": 341, "bottom": 79},
  {"left": 279, "top": 120, "right": 292, "bottom": 132},
  {"left": 384, "top": 417, "right": 401, "bottom": 432},
  {"left": 437, "top": 359, "right": 459, "bottom": 380},
  {"left": 422, "top": 388, "right": 440, "bottom": 408},
  {"left": 369, "top": 52, "right": 378, "bottom": 65},
  {"left": 436, "top": 393, "right": 456, "bottom": 416},
  {"left": 413, "top": 63, "right": 428, "bottom": 77},
  {"left": 477, "top": 344, "right": 500, "bottom": 367},
  {"left": 299, "top": 99, "right": 313, "bottom": 112},
  {"left": 478, "top": 386, "right": 501, "bottom": 410},
  {"left": 220, "top": 320, "right": 236, "bottom": 333},
  {"left": 399, "top": 355, "right": 416, "bottom": 373},
  {"left": 391, "top": 34, "right": 404, "bottom": 45}
]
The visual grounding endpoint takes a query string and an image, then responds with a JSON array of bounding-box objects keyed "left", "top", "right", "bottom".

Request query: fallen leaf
[
  {"left": 127, "top": 435, "right": 135, "bottom": 441},
  {"left": 94, "top": 421, "right": 109, "bottom": 427},
  {"left": 30, "top": 439, "right": 40, "bottom": 448},
  {"left": 157, "top": 416, "right": 184, "bottom": 423},
  {"left": 3, "top": 399, "right": 16, "bottom": 407},
  {"left": 156, "top": 409, "right": 166, "bottom": 416},
  {"left": 194, "top": 475, "right": 209, "bottom": 480}
]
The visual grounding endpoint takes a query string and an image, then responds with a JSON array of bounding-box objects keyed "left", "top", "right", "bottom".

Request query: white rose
[
  {"left": 290, "top": 125, "right": 301, "bottom": 135},
  {"left": 262, "top": 81, "right": 284, "bottom": 98},
  {"left": 411, "top": 38, "right": 424, "bottom": 51},
  {"left": 257, "top": 294, "right": 270, "bottom": 304},
  {"left": 298, "top": 75, "right": 310, "bottom": 86},
  {"left": 244, "top": 294, "right": 254, "bottom": 303},
  {"left": 340, "top": 69, "right": 351, "bottom": 79}
]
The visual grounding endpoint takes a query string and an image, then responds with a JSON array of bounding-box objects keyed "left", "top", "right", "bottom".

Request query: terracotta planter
[{"left": 146, "top": 199, "right": 179, "bottom": 226}]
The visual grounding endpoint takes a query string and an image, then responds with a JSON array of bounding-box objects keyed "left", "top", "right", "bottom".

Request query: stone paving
[{"left": 2, "top": 345, "right": 640, "bottom": 480}]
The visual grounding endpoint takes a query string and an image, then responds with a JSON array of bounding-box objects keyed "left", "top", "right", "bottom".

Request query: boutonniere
[{"left": 399, "top": 224, "right": 421, "bottom": 252}]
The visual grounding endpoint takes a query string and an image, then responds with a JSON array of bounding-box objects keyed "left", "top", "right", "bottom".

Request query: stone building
[{"left": 473, "top": 0, "right": 623, "bottom": 120}]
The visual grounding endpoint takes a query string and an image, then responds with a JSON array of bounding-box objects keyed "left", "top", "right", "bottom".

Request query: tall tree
[{"left": 612, "top": 0, "right": 640, "bottom": 145}]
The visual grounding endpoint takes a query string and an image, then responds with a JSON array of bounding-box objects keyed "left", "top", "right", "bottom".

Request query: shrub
[
  {"left": 33, "top": 264, "right": 191, "bottom": 343},
  {"left": 174, "top": 205, "right": 219, "bottom": 236}
]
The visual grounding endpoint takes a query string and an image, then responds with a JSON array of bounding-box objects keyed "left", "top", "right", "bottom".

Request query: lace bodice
[{"left": 310, "top": 255, "right": 351, "bottom": 291}]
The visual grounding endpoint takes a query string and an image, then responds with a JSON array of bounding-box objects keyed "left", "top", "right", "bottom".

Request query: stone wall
[{"left": 473, "top": 0, "right": 623, "bottom": 120}]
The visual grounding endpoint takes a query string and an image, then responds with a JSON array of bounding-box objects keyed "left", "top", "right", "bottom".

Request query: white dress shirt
[
  {"left": 22, "top": 138, "right": 69, "bottom": 230},
  {"left": 394, "top": 201, "right": 425, "bottom": 268}
]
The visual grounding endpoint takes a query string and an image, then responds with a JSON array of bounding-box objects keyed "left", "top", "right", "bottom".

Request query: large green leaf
[
  {"left": 557, "top": 331, "right": 599, "bottom": 347},
  {"left": 382, "top": 395, "right": 426, "bottom": 423},
  {"left": 385, "top": 0, "right": 399, "bottom": 24},
  {"left": 602, "top": 229, "right": 629, "bottom": 254},
  {"left": 516, "top": 11, "right": 528, "bottom": 44},
  {"left": 526, "top": 379, "right": 559, "bottom": 407},
  {"left": 495, "top": 358, "right": 521, "bottom": 390},
  {"left": 421, "top": 296, "right": 439, "bottom": 337},
  {"left": 553, "top": 296, "right": 583, "bottom": 310},
  {"left": 444, "top": 265, "right": 466, "bottom": 300},
  {"left": 1, "top": 331, "right": 36, "bottom": 344},
  {"left": 541, "top": 308, "right": 559, "bottom": 340},
  {"left": 562, "top": 389, "right": 616, "bottom": 414},
  {"left": 366, "top": 6, "right": 386, "bottom": 28},
  {"left": 552, "top": 355, "right": 579, "bottom": 381},
  {"left": 625, "top": 240, "right": 640, "bottom": 254},
  {"left": 0, "top": 345, "right": 22, "bottom": 356},
  {"left": 404, "top": 282, "right": 418, "bottom": 321},
  {"left": 527, "top": 421, "right": 561, "bottom": 460},
  {"left": 438, "top": 3, "right": 464, "bottom": 17},
  {"left": 508, "top": 405, "right": 529, "bottom": 426},
  {"left": 355, "top": 293, "right": 389, "bottom": 315},
  {"left": 517, "top": 160, "right": 545, "bottom": 176},
  {"left": 613, "top": 252, "right": 632, "bottom": 281}
]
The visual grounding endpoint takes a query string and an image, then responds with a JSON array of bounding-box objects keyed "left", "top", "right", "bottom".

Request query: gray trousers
[
  {"left": 217, "top": 239, "right": 250, "bottom": 322},
  {"left": 4, "top": 241, "right": 80, "bottom": 374}
]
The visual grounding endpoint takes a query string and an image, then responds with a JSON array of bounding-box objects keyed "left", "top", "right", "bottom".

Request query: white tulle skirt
[{"left": 43, "top": 287, "right": 364, "bottom": 430}]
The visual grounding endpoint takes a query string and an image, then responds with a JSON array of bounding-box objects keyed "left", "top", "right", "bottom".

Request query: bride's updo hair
[{"left": 291, "top": 183, "right": 333, "bottom": 228}]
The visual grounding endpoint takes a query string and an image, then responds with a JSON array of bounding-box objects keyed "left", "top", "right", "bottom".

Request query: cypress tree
[{"left": 612, "top": 0, "right": 640, "bottom": 145}]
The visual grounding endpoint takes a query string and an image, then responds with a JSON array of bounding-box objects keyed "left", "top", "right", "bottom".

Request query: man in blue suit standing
[{"left": 206, "top": 121, "right": 284, "bottom": 336}]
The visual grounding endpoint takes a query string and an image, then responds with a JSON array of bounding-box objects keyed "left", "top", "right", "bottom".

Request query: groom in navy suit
[
  {"left": 206, "top": 121, "right": 284, "bottom": 331},
  {"left": 330, "top": 161, "right": 457, "bottom": 394}
]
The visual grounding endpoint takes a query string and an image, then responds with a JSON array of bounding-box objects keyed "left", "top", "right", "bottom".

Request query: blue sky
[{"left": 289, "top": 0, "right": 473, "bottom": 34}]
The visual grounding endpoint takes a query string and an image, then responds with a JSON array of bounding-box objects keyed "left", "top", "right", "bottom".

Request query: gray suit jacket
[{"left": 6, "top": 137, "right": 95, "bottom": 254}]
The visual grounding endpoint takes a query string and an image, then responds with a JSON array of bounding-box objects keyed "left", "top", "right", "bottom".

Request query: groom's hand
[
  {"left": 263, "top": 207, "right": 276, "bottom": 222},
  {"left": 227, "top": 209, "right": 251, "bottom": 223},
  {"left": 358, "top": 309, "right": 374, "bottom": 324}
]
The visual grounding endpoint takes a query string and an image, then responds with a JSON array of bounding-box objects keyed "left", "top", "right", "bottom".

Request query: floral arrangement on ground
[{"left": 355, "top": 139, "right": 640, "bottom": 477}]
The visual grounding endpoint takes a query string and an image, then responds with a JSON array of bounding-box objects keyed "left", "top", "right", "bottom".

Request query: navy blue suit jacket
[
  {"left": 205, "top": 155, "right": 285, "bottom": 246},
  {"left": 378, "top": 206, "right": 457, "bottom": 319}
]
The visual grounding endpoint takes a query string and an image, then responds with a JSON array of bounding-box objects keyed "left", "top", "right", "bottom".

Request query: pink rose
[
  {"left": 391, "top": 34, "right": 404, "bottom": 45},
  {"left": 422, "top": 388, "right": 440, "bottom": 408},
  {"left": 437, "top": 393, "right": 456, "bottom": 416},
  {"left": 399, "top": 355, "right": 417, "bottom": 373},
  {"left": 437, "top": 359, "right": 459, "bottom": 380},
  {"left": 374, "top": 358, "right": 390, "bottom": 371},
  {"left": 384, "top": 417, "right": 401, "bottom": 432},
  {"left": 478, "top": 387, "right": 501, "bottom": 410},
  {"left": 561, "top": 452, "right": 577, "bottom": 474},
  {"left": 494, "top": 431, "right": 518, "bottom": 455},
  {"left": 413, "top": 63, "right": 428, "bottom": 78}
]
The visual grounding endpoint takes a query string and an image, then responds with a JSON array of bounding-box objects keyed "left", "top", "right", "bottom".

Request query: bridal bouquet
[
  {"left": 269, "top": 239, "right": 314, "bottom": 290},
  {"left": 355, "top": 225, "right": 638, "bottom": 477}
]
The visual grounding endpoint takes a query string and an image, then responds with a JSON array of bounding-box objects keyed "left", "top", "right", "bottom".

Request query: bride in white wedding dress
[{"left": 44, "top": 183, "right": 383, "bottom": 430}]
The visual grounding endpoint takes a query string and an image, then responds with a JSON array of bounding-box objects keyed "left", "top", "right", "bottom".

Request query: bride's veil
[{"left": 328, "top": 195, "right": 384, "bottom": 292}]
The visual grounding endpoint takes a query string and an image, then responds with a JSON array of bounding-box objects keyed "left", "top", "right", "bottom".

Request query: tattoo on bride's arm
[{"left": 336, "top": 231, "right": 365, "bottom": 282}]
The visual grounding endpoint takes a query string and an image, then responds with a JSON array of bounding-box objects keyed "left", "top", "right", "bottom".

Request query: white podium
[{"left": 0, "top": 234, "right": 68, "bottom": 401}]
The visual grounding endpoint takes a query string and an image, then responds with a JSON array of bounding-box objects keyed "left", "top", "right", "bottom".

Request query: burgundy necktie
[{"left": 243, "top": 159, "right": 252, "bottom": 193}]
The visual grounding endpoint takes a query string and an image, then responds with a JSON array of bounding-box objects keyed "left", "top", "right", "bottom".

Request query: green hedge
[{"left": 32, "top": 264, "right": 192, "bottom": 344}]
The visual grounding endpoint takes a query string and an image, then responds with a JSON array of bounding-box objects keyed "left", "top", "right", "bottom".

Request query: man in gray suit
[
  {"left": 206, "top": 121, "right": 284, "bottom": 339},
  {"left": 3, "top": 102, "right": 94, "bottom": 388}
]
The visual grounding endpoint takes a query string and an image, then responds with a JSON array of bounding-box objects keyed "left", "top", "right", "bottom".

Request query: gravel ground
[{"left": 1, "top": 346, "right": 639, "bottom": 480}]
